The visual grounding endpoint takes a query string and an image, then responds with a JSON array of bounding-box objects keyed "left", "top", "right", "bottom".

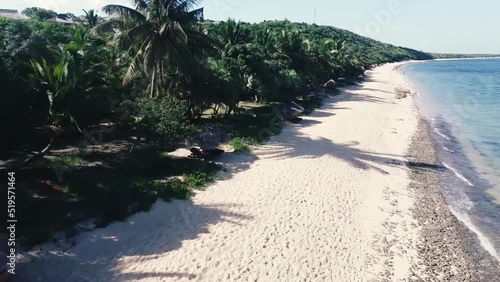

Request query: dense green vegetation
[
  {"left": 21, "top": 7, "right": 58, "bottom": 20},
  {"left": 0, "top": 0, "right": 432, "bottom": 245},
  {"left": 0, "top": 2, "right": 433, "bottom": 153}
]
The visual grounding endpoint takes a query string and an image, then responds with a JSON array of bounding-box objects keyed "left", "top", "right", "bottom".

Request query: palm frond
[
  {"left": 54, "top": 62, "right": 69, "bottom": 83},
  {"left": 185, "top": 28, "right": 219, "bottom": 56},
  {"left": 103, "top": 5, "right": 146, "bottom": 22},
  {"left": 143, "top": 40, "right": 158, "bottom": 73},
  {"left": 118, "top": 22, "right": 154, "bottom": 49},
  {"left": 167, "top": 0, "right": 200, "bottom": 12},
  {"left": 172, "top": 6, "right": 204, "bottom": 23},
  {"left": 146, "top": 0, "right": 162, "bottom": 22},
  {"left": 30, "top": 60, "right": 45, "bottom": 78},
  {"left": 160, "top": 21, "right": 188, "bottom": 44},
  {"left": 133, "top": 0, "right": 149, "bottom": 12},
  {"left": 123, "top": 50, "right": 144, "bottom": 86},
  {"left": 91, "top": 19, "right": 125, "bottom": 35}
]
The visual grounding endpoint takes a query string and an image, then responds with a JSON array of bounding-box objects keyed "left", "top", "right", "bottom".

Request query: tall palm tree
[{"left": 93, "top": 0, "right": 213, "bottom": 98}]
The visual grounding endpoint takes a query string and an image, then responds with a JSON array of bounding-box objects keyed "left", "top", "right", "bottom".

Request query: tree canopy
[
  {"left": 22, "top": 7, "right": 57, "bottom": 20},
  {"left": 1, "top": 2, "right": 432, "bottom": 152}
]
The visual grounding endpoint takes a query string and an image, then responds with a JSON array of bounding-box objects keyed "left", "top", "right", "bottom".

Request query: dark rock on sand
[
  {"left": 185, "top": 125, "right": 231, "bottom": 151},
  {"left": 279, "top": 101, "right": 305, "bottom": 121}
]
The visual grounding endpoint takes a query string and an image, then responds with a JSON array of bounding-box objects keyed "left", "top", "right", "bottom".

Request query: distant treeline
[{"left": 430, "top": 53, "right": 500, "bottom": 59}]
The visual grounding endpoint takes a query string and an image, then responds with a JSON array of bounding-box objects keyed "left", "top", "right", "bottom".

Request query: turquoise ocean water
[{"left": 403, "top": 59, "right": 500, "bottom": 260}]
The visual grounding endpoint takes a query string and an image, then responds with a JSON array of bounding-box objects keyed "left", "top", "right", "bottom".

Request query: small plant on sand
[
  {"left": 160, "top": 151, "right": 171, "bottom": 158},
  {"left": 185, "top": 171, "right": 215, "bottom": 188},
  {"left": 135, "top": 179, "right": 193, "bottom": 201},
  {"left": 157, "top": 180, "right": 193, "bottom": 200},
  {"left": 35, "top": 155, "right": 86, "bottom": 168},
  {"left": 230, "top": 137, "right": 252, "bottom": 153}
]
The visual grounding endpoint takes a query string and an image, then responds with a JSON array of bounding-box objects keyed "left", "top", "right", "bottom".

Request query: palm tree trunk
[
  {"left": 159, "top": 62, "right": 164, "bottom": 95},
  {"left": 150, "top": 66, "right": 156, "bottom": 98}
]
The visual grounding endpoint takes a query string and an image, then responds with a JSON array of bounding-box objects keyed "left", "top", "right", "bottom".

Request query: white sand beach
[{"left": 18, "top": 64, "right": 437, "bottom": 281}]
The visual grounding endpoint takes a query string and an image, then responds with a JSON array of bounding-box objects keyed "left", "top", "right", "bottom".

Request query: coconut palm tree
[
  {"left": 79, "top": 9, "right": 100, "bottom": 27},
  {"left": 274, "top": 29, "right": 309, "bottom": 76},
  {"left": 253, "top": 26, "right": 277, "bottom": 59},
  {"left": 93, "top": 0, "right": 214, "bottom": 98},
  {"left": 31, "top": 28, "right": 124, "bottom": 131},
  {"left": 30, "top": 58, "right": 71, "bottom": 118},
  {"left": 330, "top": 39, "right": 347, "bottom": 63},
  {"left": 216, "top": 19, "right": 250, "bottom": 56},
  {"left": 309, "top": 39, "right": 346, "bottom": 80}
]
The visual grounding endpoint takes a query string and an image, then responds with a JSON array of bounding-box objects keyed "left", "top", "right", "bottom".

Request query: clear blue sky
[{"left": 5, "top": 0, "right": 500, "bottom": 54}]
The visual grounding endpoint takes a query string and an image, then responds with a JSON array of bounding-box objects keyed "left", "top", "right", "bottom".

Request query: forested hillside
[{"left": 228, "top": 20, "right": 432, "bottom": 65}]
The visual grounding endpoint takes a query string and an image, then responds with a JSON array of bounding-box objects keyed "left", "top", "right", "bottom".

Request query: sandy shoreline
[
  {"left": 407, "top": 119, "right": 500, "bottom": 280},
  {"left": 17, "top": 64, "right": 500, "bottom": 281}
]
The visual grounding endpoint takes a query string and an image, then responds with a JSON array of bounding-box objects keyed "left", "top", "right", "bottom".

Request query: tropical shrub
[{"left": 133, "top": 97, "right": 195, "bottom": 141}]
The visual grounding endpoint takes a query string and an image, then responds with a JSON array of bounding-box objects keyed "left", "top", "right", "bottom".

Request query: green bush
[
  {"left": 276, "top": 68, "right": 305, "bottom": 102},
  {"left": 135, "top": 179, "right": 193, "bottom": 201},
  {"left": 230, "top": 137, "right": 252, "bottom": 153},
  {"left": 35, "top": 155, "right": 86, "bottom": 168},
  {"left": 185, "top": 171, "right": 215, "bottom": 188},
  {"left": 133, "top": 96, "right": 196, "bottom": 141}
]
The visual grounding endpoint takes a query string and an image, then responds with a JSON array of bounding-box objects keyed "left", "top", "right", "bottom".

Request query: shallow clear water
[{"left": 403, "top": 59, "right": 500, "bottom": 260}]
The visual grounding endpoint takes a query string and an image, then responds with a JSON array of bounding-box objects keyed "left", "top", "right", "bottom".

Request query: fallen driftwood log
[
  {"left": 323, "top": 79, "right": 337, "bottom": 89},
  {"left": 20, "top": 125, "right": 64, "bottom": 168}
]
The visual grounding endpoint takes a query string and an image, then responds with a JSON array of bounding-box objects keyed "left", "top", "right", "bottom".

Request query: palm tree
[
  {"left": 31, "top": 28, "right": 122, "bottom": 129},
  {"left": 310, "top": 39, "right": 345, "bottom": 80},
  {"left": 274, "top": 29, "right": 308, "bottom": 73},
  {"left": 25, "top": 57, "right": 72, "bottom": 167},
  {"left": 253, "top": 26, "right": 277, "bottom": 59},
  {"left": 93, "top": 0, "right": 213, "bottom": 98},
  {"left": 216, "top": 19, "right": 250, "bottom": 56},
  {"left": 79, "top": 9, "right": 100, "bottom": 27},
  {"left": 331, "top": 39, "right": 347, "bottom": 62},
  {"left": 30, "top": 58, "right": 71, "bottom": 118}
]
